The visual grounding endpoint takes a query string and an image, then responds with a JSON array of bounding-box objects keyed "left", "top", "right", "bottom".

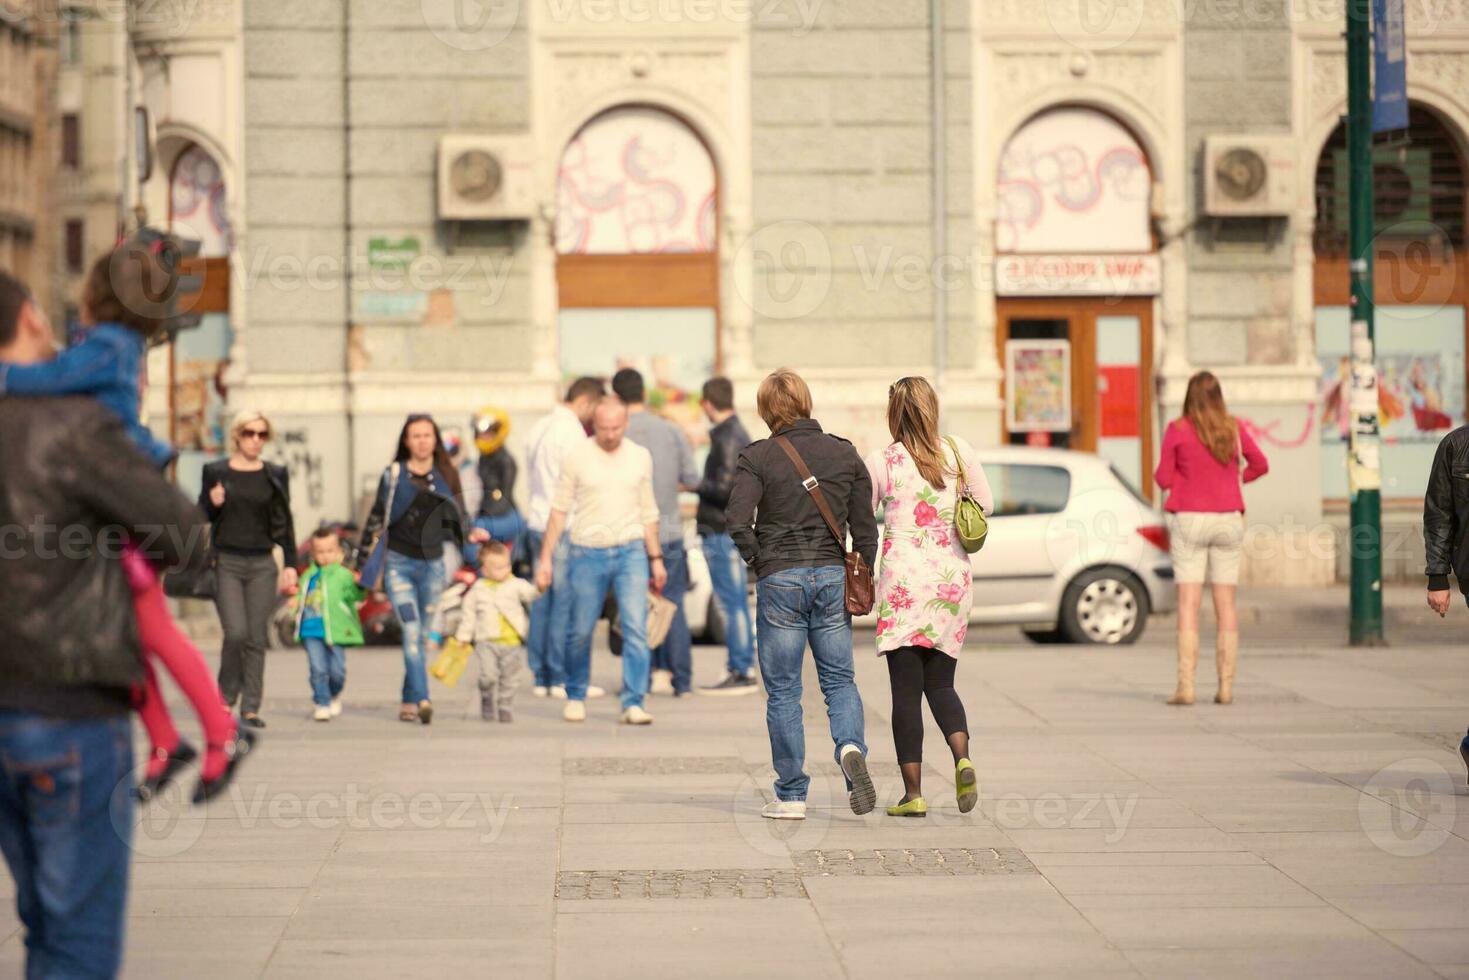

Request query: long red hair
[{"left": 1182, "top": 371, "right": 1238, "bottom": 465}]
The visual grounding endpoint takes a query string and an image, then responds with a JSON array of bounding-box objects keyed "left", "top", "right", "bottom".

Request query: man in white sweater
[{"left": 536, "top": 398, "right": 667, "bottom": 724}]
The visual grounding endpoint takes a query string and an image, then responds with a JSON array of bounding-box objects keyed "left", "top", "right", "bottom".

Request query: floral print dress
[{"left": 864, "top": 437, "right": 993, "bottom": 658}]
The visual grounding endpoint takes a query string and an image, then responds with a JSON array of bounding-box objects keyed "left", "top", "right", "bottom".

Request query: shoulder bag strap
[
  {"left": 944, "top": 436, "right": 968, "bottom": 493},
  {"left": 774, "top": 435, "right": 846, "bottom": 552}
]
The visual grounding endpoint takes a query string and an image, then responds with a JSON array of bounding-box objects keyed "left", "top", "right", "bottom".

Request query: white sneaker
[
  {"left": 550, "top": 686, "right": 568, "bottom": 700},
  {"left": 586, "top": 685, "right": 606, "bottom": 699},
  {"left": 329, "top": 697, "right": 343, "bottom": 717},
  {"left": 533, "top": 686, "right": 549, "bottom": 699},
  {"left": 761, "top": 800, "right": 806, "bottom": 820},
  {"left": 649, "top": 670, "right": 674, "bottom": 696},
  {"left": 312, "top": 706, "right": 331, "bottom": 722},
  {"left": 563, "top": 700, "right": 586, "bottom": 722},
  {"left": 620, "top": 705, "right": 653, "bottom": 726}
]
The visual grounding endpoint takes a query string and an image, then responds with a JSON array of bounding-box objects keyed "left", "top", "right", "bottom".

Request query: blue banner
[{"left": 1373, "top": 0, "right": 1408, "bottom": 133}]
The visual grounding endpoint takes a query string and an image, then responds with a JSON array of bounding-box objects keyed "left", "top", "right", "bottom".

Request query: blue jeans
[
  {"left": 756, "top": 565, "right": 867, "bottom": 802},
  {"left": 0, "top": 710, "right": 133, "bottom": 980},
  {"left": 385, "top": 551, "right": 445, "bottom": 705},
  {"left": 525, "top": 529, "right": 570, "bottom": 689},
  {"left": 566, "top": 542, "right": 651, "bottom": 709},
  {"left": 465, "top": 509, "right": 526, "bottom": 566},
  {"left": 702, "top": 533, "right": 755, "bottom": 675},
  {"left": 302, "top": 637, "right": 347, "bottom": 707},
  {"left": 650, "top": 539, "right": 692, "bottom": 693}
]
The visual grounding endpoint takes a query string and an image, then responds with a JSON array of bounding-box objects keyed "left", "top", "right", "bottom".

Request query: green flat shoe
[
  {"left": 956, "top": 759, "right": 978, "bottom": 814},
  {"left": 885, "top": 796, "right": 928, "bottom": 818}
]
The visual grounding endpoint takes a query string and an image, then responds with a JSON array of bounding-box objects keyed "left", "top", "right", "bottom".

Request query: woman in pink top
[{"left": 1154, "top": 371, "right": 1269, "bottom": 706}]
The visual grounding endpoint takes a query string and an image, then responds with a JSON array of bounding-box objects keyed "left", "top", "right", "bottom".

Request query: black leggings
[{"left": 885, "top": 646, "right": 968, "bottom": 764}]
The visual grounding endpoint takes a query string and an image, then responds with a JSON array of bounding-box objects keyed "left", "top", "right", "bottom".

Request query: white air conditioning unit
[
  {"left": 1202, "top": 135, "right": 1297, "bottom": 216},
  {"left": 437, "top": 134, "right": 534, "bottom": 221}
]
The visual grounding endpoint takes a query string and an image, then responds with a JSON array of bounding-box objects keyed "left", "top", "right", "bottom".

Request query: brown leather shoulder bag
[{"left": 773, "top": 435, "right": 875, "bottom": 616}]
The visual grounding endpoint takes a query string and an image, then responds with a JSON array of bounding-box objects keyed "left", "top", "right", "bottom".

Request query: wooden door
[{"left": 997, "top": 297, "right": 1155, "bottom": 499}]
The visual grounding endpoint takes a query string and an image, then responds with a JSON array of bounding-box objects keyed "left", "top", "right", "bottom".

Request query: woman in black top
[
  {"left": 200, "top": 410, "right": 297, "bottom": 729},
  {"left": 358, "top": 414, "right": 484, "bottom": 723}
]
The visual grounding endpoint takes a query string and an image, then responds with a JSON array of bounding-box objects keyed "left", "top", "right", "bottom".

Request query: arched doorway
[
  {"left": 1313, "top": 104, "right": 1469, "bottom": 501},
  {"left": 554, "top": 105, "right": 718, "bottom": 429},
  {"left": 166, "top": 142, "right": 234, "bottom": 495},
  {"left": 993, "top": 106, "right": 1158, "bottom": 497}
]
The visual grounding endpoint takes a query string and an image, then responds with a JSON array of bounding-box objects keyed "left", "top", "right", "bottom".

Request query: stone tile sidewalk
[{"left": 1, "top": 594, "right": 1467, "bottom": 978}]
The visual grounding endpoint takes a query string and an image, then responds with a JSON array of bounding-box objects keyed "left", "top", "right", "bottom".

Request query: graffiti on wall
[{"left": 270, "top": 429, "right": 325, "bottom": 510}]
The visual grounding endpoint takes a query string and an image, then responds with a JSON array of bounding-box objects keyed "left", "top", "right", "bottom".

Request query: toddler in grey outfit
[{"left": 453, "top": 542, "right": 541, "bottom": 721}]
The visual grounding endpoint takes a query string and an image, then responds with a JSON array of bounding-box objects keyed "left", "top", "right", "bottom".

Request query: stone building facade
[
  {"left": 0, "top": 2, "right": 56, "bottom": 320},
  {"left": 117, "top": 0, "right": 1469, "bottom": 584}
]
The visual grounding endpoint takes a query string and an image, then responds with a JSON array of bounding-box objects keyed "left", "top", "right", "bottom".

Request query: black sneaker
[
  {"left": 698, "top": 671, "right": 758, "bottom": 696},
  {"left": 841, "top": 746, "right": 876, "bottom": 816}
]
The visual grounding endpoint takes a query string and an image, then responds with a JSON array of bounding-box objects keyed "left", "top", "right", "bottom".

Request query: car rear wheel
[{"left": 1059, "top": 568, "right": 1148, "bottom": 645}]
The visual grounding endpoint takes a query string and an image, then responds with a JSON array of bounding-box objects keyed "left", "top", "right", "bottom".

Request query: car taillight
[{"left": 1137, "top": 525, "right": 1170, "bottom": 553}]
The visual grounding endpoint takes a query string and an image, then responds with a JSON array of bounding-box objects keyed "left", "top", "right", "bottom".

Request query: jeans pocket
[
  {"left": 759, "top": 582, "right": 806, "bottom": 630},
  {"left": 11, "top": 750, "right": 83, "bottom": 828}
]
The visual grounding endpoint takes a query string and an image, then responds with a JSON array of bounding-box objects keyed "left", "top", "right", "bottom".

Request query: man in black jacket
[
  {"left": 1423, "top": 425, "right": 1469, "bottom": 785},
  {"left": 0, "top": 270, "right": 209, "bottom": 977},
  {"left": 726, "top": 369, "right": 880, "bottom": 820},
  {"left": 695, "top": 377, "right": 757, "bottom": 696}
]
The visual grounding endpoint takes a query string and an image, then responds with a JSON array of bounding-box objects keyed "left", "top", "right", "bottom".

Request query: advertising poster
[{"left": 1006, "top": 339, "right": 1071, "bottom": 433}]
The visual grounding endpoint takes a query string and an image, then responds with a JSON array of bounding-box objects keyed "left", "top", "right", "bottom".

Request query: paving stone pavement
[{"left": 1, "top": 589, "right": 1467, "bottom": 979}]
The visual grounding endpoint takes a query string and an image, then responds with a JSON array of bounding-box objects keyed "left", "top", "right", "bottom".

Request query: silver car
[{"left": 965, "top": 447, "right": 1176, "bottom": 644}]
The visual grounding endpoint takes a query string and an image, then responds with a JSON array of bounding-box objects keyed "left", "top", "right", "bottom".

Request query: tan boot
[
  {"left": 1215, "top": 631, "right": 1238, "bottom": 704},
  {"left": 1167, "top": 630, "right": 1198, "bottom": 705}
]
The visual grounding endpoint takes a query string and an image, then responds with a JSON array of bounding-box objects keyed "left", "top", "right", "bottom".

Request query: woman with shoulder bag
[
  {"left": 357, "top": 414, "right": 488, "bottom": 724},
  {"left": 863, "top": 377, "right": 993, "bottom": 818},
  {"left": 1154, "top": 371, "right": 1269, "bottom": 706},
  {"left": 201, "top": 410, "right": 298, "bottom": 729}
]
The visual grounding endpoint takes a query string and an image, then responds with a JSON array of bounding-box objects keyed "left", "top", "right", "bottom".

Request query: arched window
[
  {"left": 554, "top": 106, "right": 719, "bottom": 432},
  {"left": 1313, "top": 104, "right": 1469, "bottom": 500},
  {"left": 997, "top": 107, "right": 1152, "bottom": 255},
  {"left": 170, "top": 143, "right": 233, "bottom": 257}
]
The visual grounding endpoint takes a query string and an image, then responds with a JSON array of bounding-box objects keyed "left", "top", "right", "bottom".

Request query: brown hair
[
  {"left": 887, "top": 376, "right": 948, "bottom": 490},
  {"left": 701, "top": 376, "right": 734, "bottom": 411},
  {"left": 82, "top": 244, "right": 173, "bottom": 339},
  {"left": 0, "top": 269, "right": 31, "bottom": 346},
  {"left": 756, "top": 368, "right": 812, "bottom": 433},
  {"left": 478, "top": 540, "right": 510, "bottom": 565},
  {"left": 564, "top": 376, "right": 606, "bottom": 404},
  {"left": 1182, "top": 371, "right": 1238, "bottom": 465}
]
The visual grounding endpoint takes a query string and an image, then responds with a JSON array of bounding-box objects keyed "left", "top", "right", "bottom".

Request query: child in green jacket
[{"left": 293, "top": 529, "right": 366, "bottom": 721}]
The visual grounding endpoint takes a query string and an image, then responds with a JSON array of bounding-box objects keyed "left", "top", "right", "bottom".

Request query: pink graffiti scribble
[{"left": 1239, "top": 413, "right": 1315, "bottom": 450}]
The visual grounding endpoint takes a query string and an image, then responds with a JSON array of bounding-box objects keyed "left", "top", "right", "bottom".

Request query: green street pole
[{"left": 1347, "top": 0, "right": 1386, "bottom": 646}]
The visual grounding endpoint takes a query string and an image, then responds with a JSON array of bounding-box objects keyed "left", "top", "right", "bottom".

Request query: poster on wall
[
  {"left": 558, "top": 307, "right": 716, "bottom": 444},
  {"left": 1006, "top": 339, "right": 1071, "bottom": 433},
  {"left": 1319, "top": 351, "right": 1463, "bottom": 444}
]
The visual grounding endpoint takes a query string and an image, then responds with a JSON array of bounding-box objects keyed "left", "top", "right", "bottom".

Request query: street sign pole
[{"left": 1347, "top": 0, "right": 1386, "bottom": 646}]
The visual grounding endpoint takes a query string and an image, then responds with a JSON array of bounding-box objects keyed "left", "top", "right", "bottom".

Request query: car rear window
[{"left": 987, "top": 464, "right": 1071, "bottom": 517}]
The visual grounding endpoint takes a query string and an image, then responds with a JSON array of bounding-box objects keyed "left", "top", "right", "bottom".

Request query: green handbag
[{"left": 945, "top": 437, "right": 988, "bottom": 554}]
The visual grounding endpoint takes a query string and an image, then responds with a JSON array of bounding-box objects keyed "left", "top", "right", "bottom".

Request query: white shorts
[{"left": 1167, "top": 512, "right": 1245, "bottom": 586}]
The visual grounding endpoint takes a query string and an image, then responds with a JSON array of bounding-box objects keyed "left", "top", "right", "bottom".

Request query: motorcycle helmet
[{"left": 473, "top": 406, "right": 511, "bottom": 456}]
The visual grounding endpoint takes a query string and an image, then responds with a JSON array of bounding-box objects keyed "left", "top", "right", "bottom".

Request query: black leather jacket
[
  {"left": 726, "top": 418, "right": 879, "bottom": 580},
  {"left": 199, "top": 458, "right": 296, "bottom": 557},
  {"left": 477, "top": 449, "right": 518, "bottom": 518},
  {"left": 1424, "top": 424, "right": 1469, "bottom": 592},
  {"left": 0, "top": 398, "right": 209, "bottom": 717},
  {"left": 697, "top": 414, "right": 750, "bottom": 536}
]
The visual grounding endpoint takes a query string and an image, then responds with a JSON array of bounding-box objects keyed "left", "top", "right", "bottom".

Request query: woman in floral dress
[{"left": 864, "top": 377, "right": 993, "bottom": 817}]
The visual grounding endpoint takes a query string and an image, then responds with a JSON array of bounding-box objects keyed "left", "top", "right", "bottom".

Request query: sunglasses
[{"left": 239, "top": 428, "right": 269, "bottom": 440}]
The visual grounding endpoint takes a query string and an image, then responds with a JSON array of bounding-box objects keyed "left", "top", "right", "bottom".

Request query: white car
[{"left": 875, "top": 447, "right": 1177, "bottom": 645}]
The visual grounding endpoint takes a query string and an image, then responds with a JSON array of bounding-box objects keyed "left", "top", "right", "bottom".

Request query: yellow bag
[{"left": 430, "top": 638, "right": 473, "bottom": 688}]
